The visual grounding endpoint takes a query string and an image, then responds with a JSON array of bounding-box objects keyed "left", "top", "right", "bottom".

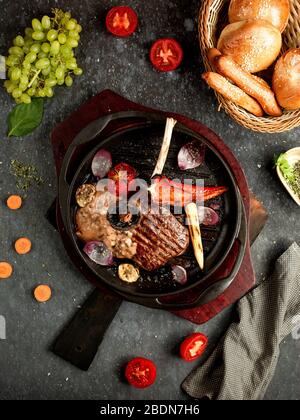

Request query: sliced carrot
[
  {"left": 0, "top": 262, "right": 13, "bottom": 279},
  {"left": 7, "top": 195, "right": 22, "bottom": 210},
  {"left": 15, "top": 237, "right": 32, "bottom": 255},
  {"left": 34, "top": 285, "right": 52, "bottom": 303}
]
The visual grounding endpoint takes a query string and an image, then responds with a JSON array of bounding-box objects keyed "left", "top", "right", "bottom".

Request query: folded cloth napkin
[{"left": 182, "top": 242, "right": 300, "bottom": 400}]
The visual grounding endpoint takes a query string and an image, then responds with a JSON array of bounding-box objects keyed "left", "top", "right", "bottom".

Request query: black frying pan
[{"left": 58, "top": 111, "right": 246, "bottom": 310}]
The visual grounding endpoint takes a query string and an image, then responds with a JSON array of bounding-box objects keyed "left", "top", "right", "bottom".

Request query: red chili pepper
[
  {"left": 125, "top": 357, "right": 157, "bottom": 388},
  {"left": 105, "top": 6, "right": 138, "bottom": 38},
  {"left": 180, "top": 333, "right": 208, "bottom": 362},
  {"left": 151, "top": 176, "right": 228, "bottom": 207}
]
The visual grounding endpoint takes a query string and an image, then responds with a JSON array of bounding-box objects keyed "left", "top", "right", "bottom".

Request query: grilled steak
[{"left": 76, "top": 190, "right": 189, "bottom": 271}]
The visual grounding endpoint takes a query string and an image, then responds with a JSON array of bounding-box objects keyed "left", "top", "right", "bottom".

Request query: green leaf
[{"left": 7, "top": 98, "right": 44, "bottom": 137}]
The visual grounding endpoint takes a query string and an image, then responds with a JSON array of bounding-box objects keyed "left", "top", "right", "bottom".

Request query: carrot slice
[
  {"left": 7, "top": 195, "right": 22, "bottom": 210},
  {"left": 34, "top": 285, "right": 52, "bottom": 302},
  {"left": 15, "top": 237, "right": 32, "bottom": 255},
  {"left": 0, "top": 262, "right": 13, "bottom": 279}
]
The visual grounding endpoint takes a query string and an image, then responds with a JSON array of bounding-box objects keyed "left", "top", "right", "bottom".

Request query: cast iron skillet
[{"left": 59, "top": 111, "right": 247, "bottom": 310}]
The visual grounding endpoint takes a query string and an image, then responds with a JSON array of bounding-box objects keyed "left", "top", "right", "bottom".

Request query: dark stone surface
[{"left": 0, "top": 0, "right": 299, "bottom": 400}]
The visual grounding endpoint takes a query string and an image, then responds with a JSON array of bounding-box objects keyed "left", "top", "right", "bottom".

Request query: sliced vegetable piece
[
  {"left": 125, "top": 357, "right": 157, "bottom": 388},
  {"left": 108, "top": 162, "right": 137, "bottom": 196},
  {"left": 151, "top": 118, "right": 177, "bottom": 178},
  {"left": 178, "top": 140, "right": 206, "bottom": 170},
  {"left": 91, "top": 149, "right": 112, "bottom": 179},
  {"left": 185, "top": 202, "right": 204, "bottom": 270},
  {"left": 7, "top": 195, "right": 22, "bottom": 210},
  {"left": 150, "top": 38, "right": 183, "bottom": 72},
  {"left": 14, "top": 237, "right": 32, "bottom": 255},
  {"left": 83, "top": 241, "right": 114, "bottom": 266},
  {"left": 76, "top": 184, "right": 96, "bottom": 208},
  {"left": 0, "top": 262, "right": 13, "bottom": 279},
  {"left": 198, "top": 207, "right": 220, "bottom": 226},
  {"left": 34, "top": 284, "right": 52, "bottom": 302},
  {"left": 180, "top": 333, "right": 208, "bottom": 362},
  {"left": 118, "top": 264, "right": 140, "bottom": 283},
  {"left": 172, "top": 265, "right": 188, "bottom": 285},
  {"left": 106, "top": 6, "right": 138, "bottom": 37}
]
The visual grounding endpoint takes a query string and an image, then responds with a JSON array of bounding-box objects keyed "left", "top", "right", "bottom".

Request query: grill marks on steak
[
  {"left": 132, "top": 212, "right": 189, "bottom": 271},
  {"left": 75, "top": 191, "right": 189, "bottom": 271}
]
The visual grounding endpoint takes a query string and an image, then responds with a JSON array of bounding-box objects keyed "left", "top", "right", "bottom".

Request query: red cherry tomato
[
  {"left": 125, "top": 357, "right": 157, "bottom": 389},
  {"left": 180, "top": 333, "right": 208, "bottom": 362},
  {"left": 108, "top": 163, "right": 137, "bottom": 196},
  {"left": 150, "top": 38, "right": 183, "bottom": 72},
  {"left": 106, "top": 6, "right": 138, "bottom": 37}
]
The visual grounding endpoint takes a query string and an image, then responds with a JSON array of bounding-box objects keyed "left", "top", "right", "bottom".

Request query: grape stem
[{"left": 28, "top": 69, "right": 41, "bottom": 89}]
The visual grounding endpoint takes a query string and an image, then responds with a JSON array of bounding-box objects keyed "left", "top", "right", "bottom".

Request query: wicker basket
[{"left": 199, "top": 0, "right": 300, "bottom": 133}]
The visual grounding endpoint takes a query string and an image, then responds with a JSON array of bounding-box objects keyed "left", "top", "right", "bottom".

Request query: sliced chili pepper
[
  {"left": 108, "top": 163, "right": 137, "bottom": 196},
  {"left": 105, "top": 6, "right": 138, "bottom": 37},
  {"left": 180, "top": 333, "right": 208, "bottom": 362},
  {"left": 125, "top": 357, "right": 157, "bottom": 388},
  {"left": 150, "top": 176, "right": 228, "bottom": 207},
  {"left": 150, "top": 38, "right": 183, "bottom": 72}
]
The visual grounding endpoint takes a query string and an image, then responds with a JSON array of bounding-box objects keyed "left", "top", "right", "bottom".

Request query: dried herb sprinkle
[{"left": 10, "top": 159, "right": 44, "bottom": 194}]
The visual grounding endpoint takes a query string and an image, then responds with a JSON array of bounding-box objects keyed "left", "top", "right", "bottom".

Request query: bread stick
[
  {"left": 214, "top": 55, "right": 282, "bottom": 116},
  {"left": 202, "top": 72, "right": 264, "bottom": 117},
  {"left": 207, "top": 48, "right": 222, "bottom": 68}
]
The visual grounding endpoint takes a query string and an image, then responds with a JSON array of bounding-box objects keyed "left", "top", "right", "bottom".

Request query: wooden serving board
[{"left": 50, "top": 90, "right": 268, "bottom": 370}]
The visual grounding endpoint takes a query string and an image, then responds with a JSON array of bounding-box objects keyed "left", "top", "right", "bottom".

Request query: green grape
[
  {"left": 65, "top": 75, "right": 73, "bottom": 87},
  {"left": 30, "top": 43, "right": 41, "bottom": 53},
  {"left": 32, "top": 31, "right": 45, "bottom": 41},
  {"left": 37, "top": 88, "right": 46, "bottom": 97},
  {"left": 76, "top": 24, "right": 82, "bottom": 33},
  {"left": 27, "top": 87, "right": 36, "bottom": 96},
  {"left": 6, "top": 55, "right": 19, "bottom": 67},
  {"left": 25, "top": 52, "right": 37, "bottom": 63},
  {"left": 19, "top": 82, "right": 27, "bottom": 92},
  {"left": 73, "top": 67, "right": 83, "bottom": 76},
  {"left": 60, "top": 45, "right": 72, "bottom": 58},
  {"left": 57, "top": 78, "right": 65, "bottom": 86},
  {"left": 11, "top": 67, "right": 22, "bottom": 81},
  {"left": 66, "top": 38, "right": 78, "bottom": 48},
  {"left": 20, "top": 93, "right": 31, "bottom": 104},
  {"left": 25, "top": 27, "right": 34, "bottom": 38},
  {"left": 45, "top": 86, "right": 54, "bottom": 97},
  {"left": 4, "top": 80, "right": 16, "bottom": 93},
  {"left": 31, "top": 79, "right": 38, "bottom": 88},
  {"left": 42, "top": 66, "right": 51, "bottom": 76},
  {"left": 13, "top": 35, "right": 25, "bottom": 47},
  {"left": 66, "top": 60, "right": 77, "bottom": 70},
  {"left": 23, "top": 46, "right": 30, "bottom": 54},
  {"left": 41, "top": 15, "right": 51, "bottom": 30},
  {"left": 47, "top": 29, "right": 58, "bottom": 42},
  {"left": 36, "top": 58, "right": 50, "bottom": 69},
  {"left": 22, "top": 61, "right": 32, "bottom": 70},
  {"left": 15, "top": 98, "right": 23, "bottom": 104},
  {"left": 68, "top": 30, "right": 79, "bottom": 39},
  {"left": 66, "top": 19, "right": 76, "bottom": 31},
  {"left": 32, "top": 18, "right": 43, "bottom": 32},
  {"left": 58, "top": 33, "right": 67, "bottom": 44},
  {"left": 41, "top": 42, "right": 51, "bottom": 53},
  {"left": 38, "top": 51, "right": 48, "bottom": 59},
  {"left": 12, "top": 88, "right": 22, "bottom": 99},
  {"left": 9, "top": 46, "right": 24, "bottom": 57},
  {"left": 20, "top": 74, "right": 29, "bottom": 85},
  {"left": 64, "top": 12, "right": 71, "bottom": 20},
  {"left": 55, "top": 66, "right": 65, "bottom": 80},
  {"left": 50, "top": 40, "right": 60, "bottom": 55},
  {"left": 45, "top": 78, "right": 57, "bottom": 87},
  {"left": 50, "top": 57, "right": 59, "bottom": 68},
  {"left": 24, "top": 38, "right": 34, "bottom": 47}
]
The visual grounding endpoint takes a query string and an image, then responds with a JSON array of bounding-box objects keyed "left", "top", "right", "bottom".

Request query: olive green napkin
[{"left": 182, "top": 243, "right": 300, "bottom": 400}]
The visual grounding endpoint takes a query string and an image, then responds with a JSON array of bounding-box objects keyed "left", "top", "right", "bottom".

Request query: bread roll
[
  {"left": 217, "top": 20, "right": 282, "bottom": 73},
  {"left": 229, "top": 0, "right": 290, "bottom": 33},
  {"left": 273, "top": 48, "right": 300, "bottom": 110}
]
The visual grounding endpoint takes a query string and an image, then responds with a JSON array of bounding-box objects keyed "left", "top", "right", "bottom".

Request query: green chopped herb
[
  {"left": 275, "top": 154, "right": 300, "bottom": 198},
  {"left": 10, "top": 159, "right": 44, "bottom": 194}
]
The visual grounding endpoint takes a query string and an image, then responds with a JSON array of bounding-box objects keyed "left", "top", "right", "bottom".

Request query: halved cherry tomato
[
  {"left": 125, "top": 357, "right": 157, "bottom": 389},
  {"left": 180, "top": 333, "right": 208, "bottom": 362},
  {"left": 106, "top": 6, "right": 138, "bottom": 37},
  {"left": 150, "top": 38, "right": 183, "bottom": 72},
  {"left": 108, "top": 163, "right": 137, "bottom": 196}
]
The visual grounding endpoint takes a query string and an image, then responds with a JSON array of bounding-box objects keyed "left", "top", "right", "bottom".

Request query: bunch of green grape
[{"left": 4, "top": 9, "right": 83, "bottom": 104}]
